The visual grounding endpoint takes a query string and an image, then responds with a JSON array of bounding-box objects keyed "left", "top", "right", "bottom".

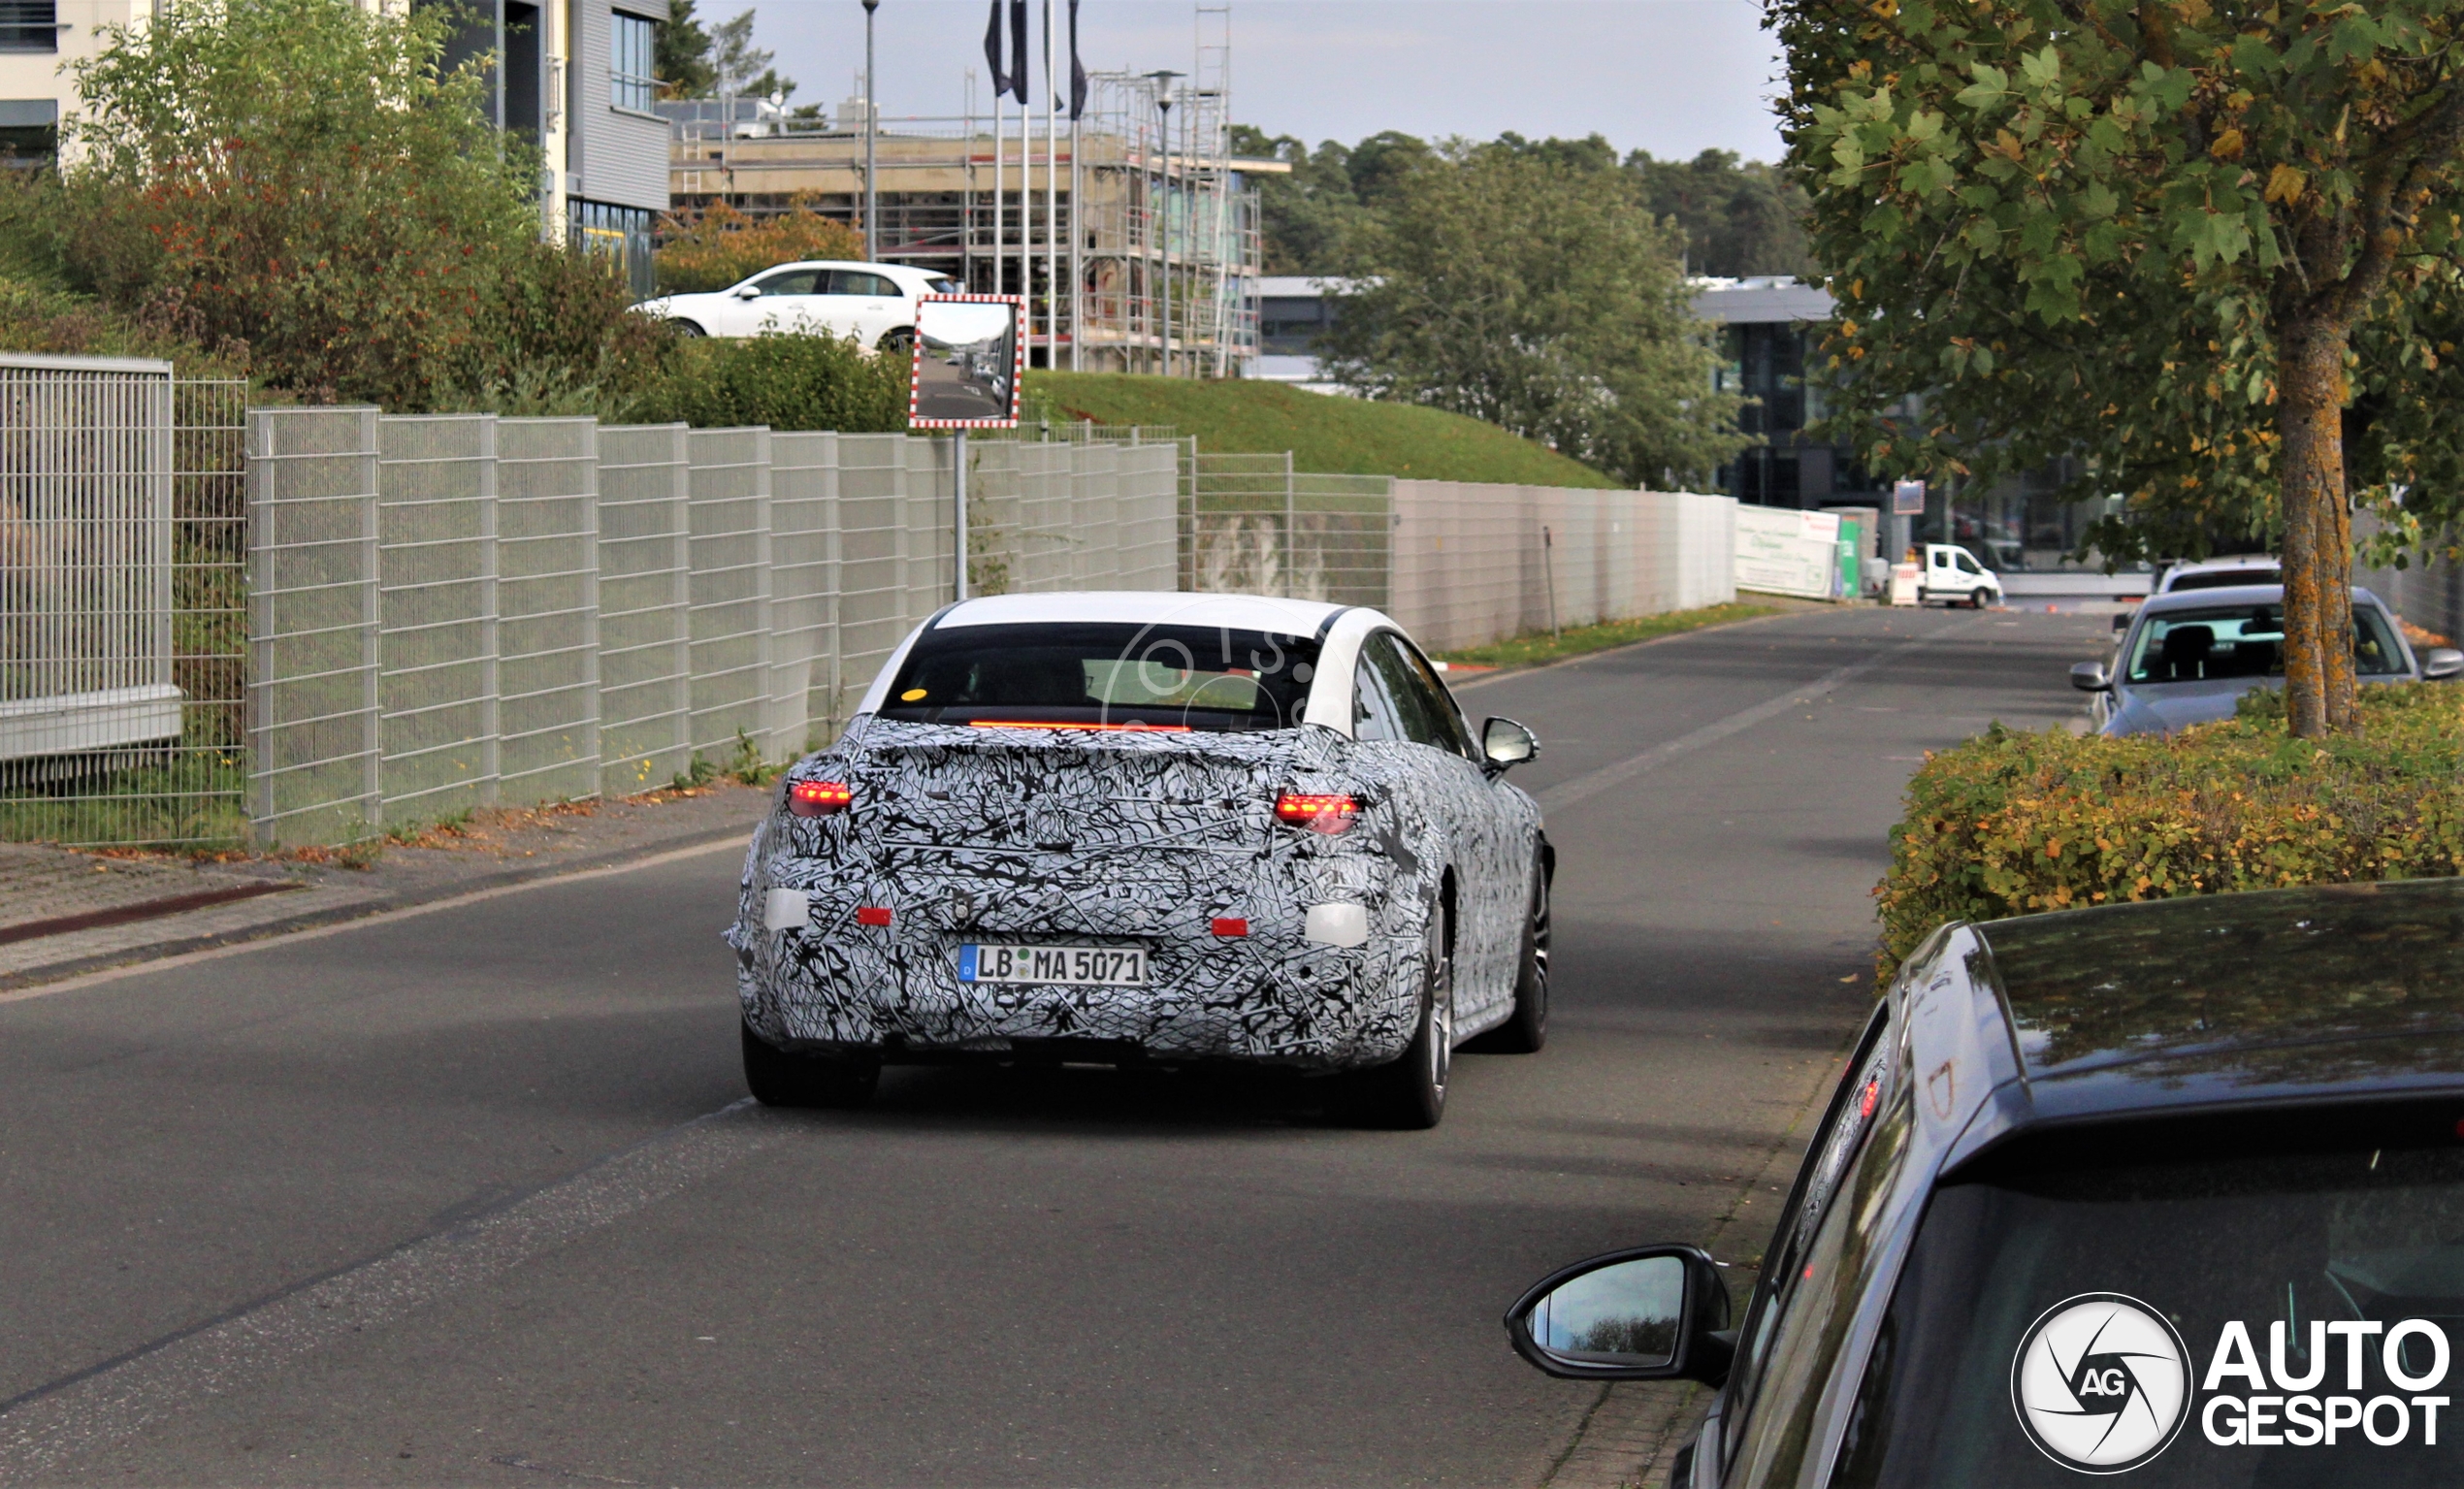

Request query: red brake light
[
  {"left": 1211, "top": 917, "right": 1248, "bottom": 937},
  {"left": 856, "top": 905, "right": 893, "bottom": 926},
  {"left": 1275, "top": 792, "right": 1358, "bottom": 834},
  {"left": 789, "top": 780, "right": 852, "bottom": 817}
]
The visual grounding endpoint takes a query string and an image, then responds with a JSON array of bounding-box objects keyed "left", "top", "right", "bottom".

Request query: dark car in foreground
[
  {"left": 2071, "top": 583, "right": 2463, "bottom": 735},
  {"left": 1507, "top": 879, "right": 2464, "bottom": 1485}
]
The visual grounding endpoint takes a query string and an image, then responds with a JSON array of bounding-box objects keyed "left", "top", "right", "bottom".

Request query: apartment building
[{"left": 0, "top": 0, "right": 666, "bottom": 290}]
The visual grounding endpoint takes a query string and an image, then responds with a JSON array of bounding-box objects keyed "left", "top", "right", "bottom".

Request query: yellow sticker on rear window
[{"left": 900, "top": 688, "right": 928, "bottom": 700}]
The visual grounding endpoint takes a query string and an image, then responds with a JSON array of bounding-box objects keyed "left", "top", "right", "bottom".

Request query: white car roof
[{"left": 932, "top": 591, "right": 1347, "bottom": 634}]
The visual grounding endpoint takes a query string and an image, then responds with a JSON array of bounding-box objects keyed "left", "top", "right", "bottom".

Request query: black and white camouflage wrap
[{"left": 725, "top": 712, "right": 1542, "bottom": 1071}]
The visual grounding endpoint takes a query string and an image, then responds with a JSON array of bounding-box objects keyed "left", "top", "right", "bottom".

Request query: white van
[{"left": 1919, "top": 543, "right": 2003, "bottom": 608}]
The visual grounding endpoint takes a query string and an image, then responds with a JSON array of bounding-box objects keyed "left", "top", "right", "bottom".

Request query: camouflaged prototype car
[{"left": 725, "top": 592, "right": 1552, "bottom": 1128}]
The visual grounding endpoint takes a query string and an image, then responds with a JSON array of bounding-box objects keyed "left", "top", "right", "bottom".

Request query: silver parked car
[{"left": 2071, "top": 584, "right": 2463, "bottom": 735}]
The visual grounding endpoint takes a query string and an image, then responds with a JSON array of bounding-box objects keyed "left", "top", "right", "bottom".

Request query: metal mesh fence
[
  {"left": 1188, "top": 452, "right": 1394, "bottom": 607},
  {"left": 227, "top": 411, "right": 1179, "bottom": 847},
  {"left": 1, "top": 358, "right": 248, "bottom": 848}
]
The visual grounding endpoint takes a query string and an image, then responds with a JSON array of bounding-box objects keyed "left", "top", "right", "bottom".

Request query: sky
[{"left": 737, "top": 1, "right": 1791, "bottom": 165}]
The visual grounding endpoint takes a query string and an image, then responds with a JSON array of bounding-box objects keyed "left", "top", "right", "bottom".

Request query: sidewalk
[{"left": 0, "top": 786, "right": 773, "bottom": 991}]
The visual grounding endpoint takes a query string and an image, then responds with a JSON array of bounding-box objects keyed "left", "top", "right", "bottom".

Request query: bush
[
  {"left": 625, "top": 332, "right": 908, "bottom": 432},
  {"left": 655, "top": 198, "right": 865, "bottom": 295},
  {"left": 1874, "top": 684, "right": 2464, "bottom": 978}
]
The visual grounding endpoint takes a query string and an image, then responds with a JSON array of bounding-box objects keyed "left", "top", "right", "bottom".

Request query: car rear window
[
  {"left": 2125, "top": 601, "right": 2406, "bottom": 682},
  {"left": 1833, "top": 1113, "right": 2464, "bottom": 1485},
  {"left": 2165, "top": 568, "right": 2279, "bottom": 593},
  {"left": 878, "top": 622, "right": 1321, "bottom": 730}
]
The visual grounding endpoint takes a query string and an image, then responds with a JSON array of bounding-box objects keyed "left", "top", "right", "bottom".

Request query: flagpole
[{"left": 1043, "top": 0, "right": 1057, "bottom": 376}]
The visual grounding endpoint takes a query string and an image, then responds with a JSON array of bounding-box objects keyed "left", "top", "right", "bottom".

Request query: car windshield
[
  {"left": 878, "top": 622, "right": 1321, "bottom": 731},
  {"left": 2125, "top": 602, "right": 2406, "bottom": 683},
  {"left": 1833, "top": 1125, "right": 2464, "bottom": 1486}
]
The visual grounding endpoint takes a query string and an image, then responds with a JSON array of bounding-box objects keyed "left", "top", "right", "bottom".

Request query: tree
[
  {"left": 655, "top": 197, "right": 863, "bottom": 293},
  {"left": 1321, "top": 142, "right": 1747, "bottom": 488},
  {"left": 1229, "top": 125, "right": 1427, "bottom": 275},
  {"left": 657, "top": 0, "right": 715, "bottom": 98},
  {"left": 711, "top": 10, "right": 794, "bottom": 101},
  {"left": 1777, "top": 0, "right": 2464, "bottom": 737},
  {"left": 51, "top": 0, "right": 664, "bottom": 409},
  {"left": 1626, "top": 148, "right": 1816, "bottom": 278}
]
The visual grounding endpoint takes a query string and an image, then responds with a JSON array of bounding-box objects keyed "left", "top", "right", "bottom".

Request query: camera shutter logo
[{"left": 2011, "top": 1293, "right": 2193, "bottom": 1473}]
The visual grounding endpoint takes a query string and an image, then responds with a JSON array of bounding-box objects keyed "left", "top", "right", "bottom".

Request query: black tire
[
  {"left": 880, "top": 327, "right": 916, "bottom": 357},
  {"left": 1469, "top": 866, "right": 1550, "bottom": 1054},
  {"left": 1971, "top": 587, "right": 1992, "bottom": 610},
  {"left": 669, "top": 319, "right": 707, "bottom": 338},
  {"left": 1344, "top": 905, "right": 1452, "bottom": 1129},
  {"left": 741, "top": 1019, "right": 880, "bottom": 1109}
]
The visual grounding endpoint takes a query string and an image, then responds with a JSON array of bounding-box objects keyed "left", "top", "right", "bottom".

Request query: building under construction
[{"left": 658, "top": 13, "right": 1276, "bottom": 374}]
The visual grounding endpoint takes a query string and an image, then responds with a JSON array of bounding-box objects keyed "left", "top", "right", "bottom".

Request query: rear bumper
[{"left": 727, "top": 852, "right": 1424, "bottom": 1071}]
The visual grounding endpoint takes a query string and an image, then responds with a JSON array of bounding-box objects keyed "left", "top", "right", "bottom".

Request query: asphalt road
[{"left": 0, "top": 603, "right": 2109, "bottom": 1487}]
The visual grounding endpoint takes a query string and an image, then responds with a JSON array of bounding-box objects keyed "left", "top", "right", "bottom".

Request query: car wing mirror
[
  {"left": 2069, "top": 660, "right": 2112, "bottom": 693},
  {"left": 2112, "top": 610, "right": 2134, "bottom": 631},
  {"left": 1482, "top": 717, "right": 1538, "bottom": 772},
  {"left": 1506, "top": 1245, "right": 1734, "bottom": 1385},
  {"left": 2423, "top": 647, "right": 2464, "bottom": 681},
  {"left": 733, "top": 284, "right": 762, "bottom": 300}
]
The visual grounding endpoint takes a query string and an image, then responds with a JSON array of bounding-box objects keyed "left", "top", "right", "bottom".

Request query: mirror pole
[{"left": 954, "top": 428, "right": 970, "bottom": 602}]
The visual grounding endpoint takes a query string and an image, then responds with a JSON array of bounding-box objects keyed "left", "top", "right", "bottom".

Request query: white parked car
[
  {"left": 1916, "top": 543, "right": 2002, "bottom": 608},
  {"left": 637, "top": 260, "right": 957, "bottom": 350}
]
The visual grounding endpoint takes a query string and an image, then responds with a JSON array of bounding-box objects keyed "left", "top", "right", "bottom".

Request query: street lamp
[
  {"left": 1146, "top": 70, "right": 1182, "bottom": 376},
  {"left": 862, "top": 0, "right": 880, "bottom": 262}
]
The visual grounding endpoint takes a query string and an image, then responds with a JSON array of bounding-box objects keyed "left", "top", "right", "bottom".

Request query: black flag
[
  {"left": 1007, "top": 0, "right": 1029, "bottom": 103},
  {"left": 1068, "top": 0, "right": 1086, "bottom": 119},
  {"left": 984, "top": 0, "right": 1009, "bottom": 100}
]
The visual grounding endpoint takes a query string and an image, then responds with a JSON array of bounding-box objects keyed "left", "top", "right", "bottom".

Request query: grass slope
[{"left": 1024, "top": 372, "right": 1618, "bottom": 487}]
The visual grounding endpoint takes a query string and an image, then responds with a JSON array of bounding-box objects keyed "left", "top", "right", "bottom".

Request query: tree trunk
[{"left": 2275, "top": 319, "right": 2358, "bottom": 736}]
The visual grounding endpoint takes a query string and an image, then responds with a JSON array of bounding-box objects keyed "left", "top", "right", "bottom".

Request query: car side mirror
[
  {"left": 2070, "top": 661, "right": 2112, "bottom": 693},
  {"left": 2112, "top": 611, "right": 2133, "bottom": 631},
  {"left": 733, "top": 285, "right": 762, "bottom": 300},
  {"left": 1506, "top": 1245, "right": 1734, "bottom": 1385},
  {"left": 2424, "top": 648, "right": 2464, "bottom": 680},
  {"left": 1482, "top": 717, "right": 1538, "bottom": 771}
]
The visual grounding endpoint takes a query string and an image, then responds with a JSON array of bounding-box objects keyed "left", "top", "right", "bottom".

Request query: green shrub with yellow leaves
[{"left": 1875, "top": 684, "right": 2464, "bottom": 979}]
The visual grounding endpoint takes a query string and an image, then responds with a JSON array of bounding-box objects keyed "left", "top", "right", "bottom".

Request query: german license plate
[{"left": 959, "top": 944, "right": 1148, "bottom": 987}]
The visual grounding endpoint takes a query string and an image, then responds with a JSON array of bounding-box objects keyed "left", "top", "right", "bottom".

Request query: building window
[
  {"left": 0, "top": 0, "right": 58, "bottom": 52},
  {"left": 570, "top": 199, "right": 657, "bottom": 301},
  {"left": 611, "top": 11, "right": 656, "bottom": 113}
]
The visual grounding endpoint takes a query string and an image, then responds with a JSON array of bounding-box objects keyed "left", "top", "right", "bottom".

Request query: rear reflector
[
  {"left": 789, "top": 780, "right": 853, "bottom": 817},
  {"left": 1211, "top": 918, "right": 1248, "bottom": 937},
  {"left": 1275, "top": 792, "right": 1358, "bottom": 833},
  {"left": 856, "top": 906, "right": 893, "bottom": 926}
]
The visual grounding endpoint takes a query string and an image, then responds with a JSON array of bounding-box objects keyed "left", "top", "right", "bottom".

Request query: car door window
[
  {"left": 1388, "top": 638, "right": 1477, "bottom": 760},
  {"left": 1363, "top": 634, "right": 1450, "bottom": 751},
  {"left": 1721, "top": 1008, "right": 1896, "bottom": 1470},
  {"left": 828, "top": 270, "right": 900, "bottom": 298},
  {"left": 755, "top": 269, "right": 822, "bottom": 297},
  {"left": 1352, "top": 640, "right": 1409, "bottom": 742}
]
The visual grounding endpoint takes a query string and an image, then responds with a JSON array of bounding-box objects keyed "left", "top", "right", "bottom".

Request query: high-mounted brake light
[
  {"left": 1275, "top": 792, "right": 1359, "bottom": 834},
  {"left": 789, "top": 780, "right": 853, "bottom": 818}
]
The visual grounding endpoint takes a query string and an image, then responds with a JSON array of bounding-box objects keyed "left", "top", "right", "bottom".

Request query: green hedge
[
  {"left": 624, "top": 333, "right": 909, "bottom": 433},
  {"left": 1875, "top": 685, "right": 2464, "bottom": 977}
]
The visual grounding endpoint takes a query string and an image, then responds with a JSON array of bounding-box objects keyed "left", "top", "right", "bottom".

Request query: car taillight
[
  {"left": 1275, "top": 792, "right": 1358, "bottom": 834},
  {"left": 789, "top": 780, "right": 852, "bottom": 818}
]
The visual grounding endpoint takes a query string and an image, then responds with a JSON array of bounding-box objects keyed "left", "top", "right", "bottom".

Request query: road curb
[
  {"left": 0, "top": 820, "right": 757, "bottom": 994},
  {"left": 1446, "top": 604, "right": 1823, "bottom": 693}
]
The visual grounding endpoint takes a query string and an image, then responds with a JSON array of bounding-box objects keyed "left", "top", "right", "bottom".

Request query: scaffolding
[{"left": 659, "top": 4, "right": 1266, "bottom": 375}]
